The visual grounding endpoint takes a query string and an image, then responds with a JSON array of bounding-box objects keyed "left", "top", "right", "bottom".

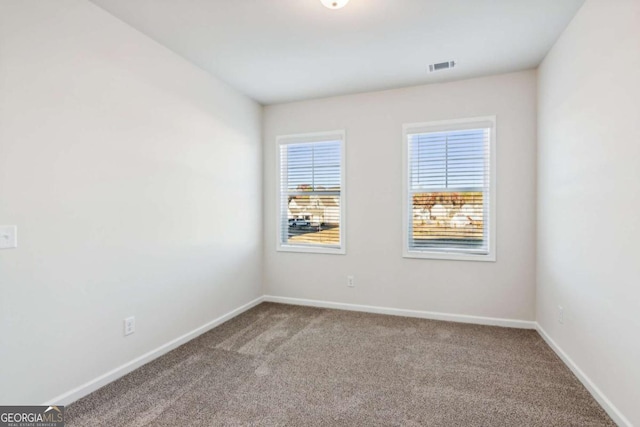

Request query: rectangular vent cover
[{"left": 429, "top": 61, "right": 456, "bottom": 72}]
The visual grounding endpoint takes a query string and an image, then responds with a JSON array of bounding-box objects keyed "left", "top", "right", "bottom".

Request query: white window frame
[
  {"left": 276, "top": 130, "right": 346, "bottom": 255},
  {"left": 402, "top": 116, "right": 496, "bottom": 262}
]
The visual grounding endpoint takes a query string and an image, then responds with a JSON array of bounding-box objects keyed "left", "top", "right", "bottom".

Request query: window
[
  {"left": 403, "top": 117, "right": 496, "bottom": 261},
  {"left": 277, "top": 131, "right": 345, "bottom": 254}
]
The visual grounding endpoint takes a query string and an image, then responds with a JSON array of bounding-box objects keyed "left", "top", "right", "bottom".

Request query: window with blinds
[
  {"left": 403, "top": 117, "right": 495, "bottom": 261},
  {"left": 277, "top": 131, "right": 345, "bottom": 254}
]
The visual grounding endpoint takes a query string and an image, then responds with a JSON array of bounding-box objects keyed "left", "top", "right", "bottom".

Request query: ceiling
[{"left": 89, "top": 0, "right": 584, "bottom": 105}]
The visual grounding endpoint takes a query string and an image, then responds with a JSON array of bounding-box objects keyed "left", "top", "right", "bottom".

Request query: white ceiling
[{"left": 89, "top": 0, "right": 584, "bottom": 105}]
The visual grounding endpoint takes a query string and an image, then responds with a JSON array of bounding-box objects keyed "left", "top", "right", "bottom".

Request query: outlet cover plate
[
  {"left": 0, "top": 226, "right": 17, "bottom": 249},
  {"left": 124, "top": 316, "right": 136, "bottom": 336}
]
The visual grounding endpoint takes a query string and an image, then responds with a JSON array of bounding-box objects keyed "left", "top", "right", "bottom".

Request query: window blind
[
  {"left": 407, "top": 125, "right": 491, "bottom": 255},
  {"left": 278, "top": 137, "right": 343, "bottom": 251}
]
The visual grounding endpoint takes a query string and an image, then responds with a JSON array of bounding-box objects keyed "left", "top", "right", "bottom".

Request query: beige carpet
[{"left": 66, "top": 303, "right": 614, "bottom": 426}]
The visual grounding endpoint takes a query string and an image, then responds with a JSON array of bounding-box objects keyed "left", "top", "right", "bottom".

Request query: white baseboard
[
  {"left": 263, "top": 295, "right": 536, "bottom": 329},
  {"left": 44, "top": 296, "right": 265, "bottom": 406},
  {"left": 43, "top": 294, "right": 630, "bottom": 427},
  {"left": 536, "top": 324, "right": 630, "bottom": 427}
]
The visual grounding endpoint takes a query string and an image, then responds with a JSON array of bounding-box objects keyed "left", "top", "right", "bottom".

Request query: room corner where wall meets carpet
[{"left": 65, "top": 303, "right": 614, "bottom": 426}]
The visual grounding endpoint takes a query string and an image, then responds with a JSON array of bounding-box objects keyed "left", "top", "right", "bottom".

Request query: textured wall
[
  {"left": 264, "top": 70, "right": 537, "bottom": 322},
  {"left": 537, "top": 1, "right": 640, "bottom": 425},
  {"left": 0, "top": 0, "right": 262, "bottom": 404}
]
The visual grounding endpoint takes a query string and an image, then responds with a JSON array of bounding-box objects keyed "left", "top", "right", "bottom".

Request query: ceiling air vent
[{"left": 429, "top": 61, "right": 456, "bottom": 72}]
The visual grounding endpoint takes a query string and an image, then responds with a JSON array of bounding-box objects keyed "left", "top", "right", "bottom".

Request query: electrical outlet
[
  {"left": 558, "top": 306, "right": 564, "bottom": 324},
  {"left": 124, "top": 316, "right": 135, "bottom": 336},
  {"left": 0, "top": 225, "right": 17, "bottom": 249},
  {"left": 347, "top": 275, "right": 355, "bottom": 287}
]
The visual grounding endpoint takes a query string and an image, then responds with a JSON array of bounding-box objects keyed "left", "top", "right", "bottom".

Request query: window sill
[
  {"left": 403, "top": 249, "right": 495, "bottom": 262},
  {"left": 277, "top": 244, "right": 346, "bottom": 255}
]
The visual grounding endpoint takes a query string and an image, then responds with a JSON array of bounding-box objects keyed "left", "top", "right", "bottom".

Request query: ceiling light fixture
[{"left": 320, "top": 0, "right": 349, "bottom": 10}]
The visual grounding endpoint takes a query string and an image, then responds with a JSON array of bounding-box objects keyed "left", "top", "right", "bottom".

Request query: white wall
[
  {"left": 537, "top": 1, "right": 640, "bottom": 425},
  {"left": 263, "top": 71, "right": 537, "bottom": 322},
  {"left": 0, "top": 0, "right": 262, "bottom": 404}
]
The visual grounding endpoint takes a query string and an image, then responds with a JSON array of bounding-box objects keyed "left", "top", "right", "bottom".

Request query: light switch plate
[{"left": 0, "top": 226, "right": 17, "bottom": 249}]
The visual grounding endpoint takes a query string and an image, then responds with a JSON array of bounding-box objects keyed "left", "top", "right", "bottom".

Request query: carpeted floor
[{"left": 66, "top": 303, "right": 614, "bottom": 426}]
